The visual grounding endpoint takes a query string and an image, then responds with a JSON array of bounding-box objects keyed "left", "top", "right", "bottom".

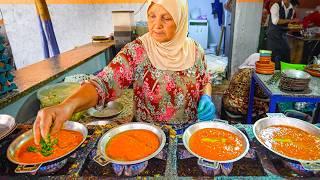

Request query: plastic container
[
  {"left": 37, "top": 82, "right": 80, "bottom": 107},
  {"left": 112, "top": 11, "right": 134, "bottom": 31},
  {"left": 37, "top": 82, "right": 86, "bottom": 121},
  {"left": 259, "top": 50, "right": 272, "bottom": 55},
  {"left": 280, "top": 61, "right": 306, "bottom": 72}
]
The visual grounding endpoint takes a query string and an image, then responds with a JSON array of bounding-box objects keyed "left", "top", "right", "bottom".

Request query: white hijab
[{"left": 139, "top": 0, "right": 196, "bottom": 71}]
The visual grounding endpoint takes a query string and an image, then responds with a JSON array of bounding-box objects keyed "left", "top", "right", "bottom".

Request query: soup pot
[
  {"left": 253, "top": 117, "right": 320, "bottom": 171},
  {"left": 7, "top": 121, "right": 88, "bottom": 173},
  {"left": 93, "top": 122, "right": 166, "bottom": 166},
  {"left": 182, "top": 121, "right": 250, "bottom": 169}
]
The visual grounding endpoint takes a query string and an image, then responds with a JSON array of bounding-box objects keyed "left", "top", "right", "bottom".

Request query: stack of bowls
[
  {"left": 255, "top": 50, "right": 275, "bottom": 74},
  {"left": 279, "top": 69, "right": 311, "bottom": 92}
]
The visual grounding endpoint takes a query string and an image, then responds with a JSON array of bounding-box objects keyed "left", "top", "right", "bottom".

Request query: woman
[{"left": 33, "top": 0, "right": 216, "bottom": 145}]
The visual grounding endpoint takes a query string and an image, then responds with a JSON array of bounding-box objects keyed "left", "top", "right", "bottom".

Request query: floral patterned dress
[{"left": 90, "top": 39, "right": 210, "bottom": 129}]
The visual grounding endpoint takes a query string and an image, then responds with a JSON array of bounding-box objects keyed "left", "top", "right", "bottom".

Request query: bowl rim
[
  {"left": 253, "top": 116, "right": 320, "bottom": 163},
  {"left": 6, "top": 121, "right": 88, "bottom": 165},
  {"left": 97, "top": 122, "right": 166, "bottom": 165},
  {"left": 282, "top": 69, "right": 311, "bottom": 80},
  {"left": 182, "top": 121, "right": 250, "bottom": 163}
]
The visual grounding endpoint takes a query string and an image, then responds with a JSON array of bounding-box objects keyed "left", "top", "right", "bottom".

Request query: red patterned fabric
[{"left": 90, "top": 39, "right": 210, "bottom": 128}]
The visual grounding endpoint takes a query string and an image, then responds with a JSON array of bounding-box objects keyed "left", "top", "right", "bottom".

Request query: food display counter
[
  {"left": 1, "top": 121, "right": 320, "bottom": 178},
  {"left": 1, "top": 40, "right": 320, "bottom": 179}
]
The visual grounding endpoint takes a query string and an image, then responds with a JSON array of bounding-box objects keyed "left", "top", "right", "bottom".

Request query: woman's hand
[
  {"left": 33, "top": 103, "right": 74, "bottom": 145},
  {"left": 33, "top": 83, "right": 99, "bottom": 145},
  {"left": 197, "top": 95, "right": 216, "bottom": 121}
]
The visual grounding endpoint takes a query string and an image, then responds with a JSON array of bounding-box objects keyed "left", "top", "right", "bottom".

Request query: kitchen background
[
  {"left": 0, "top": 0, "right": 318, "bottom": 76},
  {"left": 0, "top": 0, "right": 230, "bottom": 71}
]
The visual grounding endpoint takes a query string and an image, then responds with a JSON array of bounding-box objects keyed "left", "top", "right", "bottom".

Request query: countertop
[
  {"left": 2, "top": 87, "right": 319, "bottom": 178},
  {"left": 255, "top": 72, "right": 320, "bottom": 97},
  {"left": 0, "top": 41, "right": 115, "bottom": 109}
]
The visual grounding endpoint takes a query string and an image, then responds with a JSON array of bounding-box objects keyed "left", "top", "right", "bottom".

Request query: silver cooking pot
[
  {"left": 282, "top": 69, "right": 311, "bottom": 80},
  {"left": 7, "top": 121, "right": 88, "bottom": 173},
  {"left": 253, "top": 117, "right": 320, "bottom": 171},
  {"left": 93, "top": 122, "right": 166, "bottom": 166},
  {"left": 182, "top": 121, "right": 250, "bottom": 169}
]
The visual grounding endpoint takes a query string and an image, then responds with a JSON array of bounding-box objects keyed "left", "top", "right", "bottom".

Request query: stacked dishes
[
  {"left": 0, "top": 114, "right": 16, "bottom": 141},
  {"left": 256, "top": 50, "right": 275, "bottom": 74},
  {"left": 7, "top": 121, "right": 88, "bottom": 173},
  {"left": 279, "top": 69, "right": 311, "bottom": 92}
]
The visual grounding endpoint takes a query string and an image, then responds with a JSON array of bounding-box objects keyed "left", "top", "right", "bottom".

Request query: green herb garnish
[
  {"left": 27, "top": 146, "right": 37, "bottom": 152},
  {"left": 27, "top": 135, "right": 58, "bottom": 157}
]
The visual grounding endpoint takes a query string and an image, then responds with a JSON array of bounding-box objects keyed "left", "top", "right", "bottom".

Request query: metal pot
[
  {"left": 93, "top": 122, "right": 166, "bottom": 166},
  {"left": 7, "top": 121, "right": 88, "bottom": 173},
  {"left": 282, "top": 69, "right": 311, "bottom": 80},
  {"left": 253, "top": 117, "right": 320, "bottom": 171},
  {"left": 182, "top": 121, "right": 250, "bottom": 169},
  {"left": 87, "top": 101, "right": 123, "bottom": 118}
]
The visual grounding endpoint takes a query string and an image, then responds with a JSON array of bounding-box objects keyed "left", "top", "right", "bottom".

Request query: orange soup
[
  {"left": 106, "top": 130, "right": 160, "bottom": 161},
  {"left": 189, "top": 128, "right": 245, "bottom": 161},
  {"left": 259, "top": 125, "right": 320, "bottom": 161},
  {"left": 16, "top": 130, "right": 83, "bottom": 163}
]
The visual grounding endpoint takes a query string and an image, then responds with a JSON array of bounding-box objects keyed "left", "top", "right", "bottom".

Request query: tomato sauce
[
  {"left": 16, "top": 130, "right": 83, "bottom": 163},
  {"left": 259, "top": 125, "right": 320, "bottom": 161},
  {"left": 189, "top": 128, "right": 245, "bottom": 161},
  {"left": 106, "top": 130, "right": 160, "bottom": 161}
]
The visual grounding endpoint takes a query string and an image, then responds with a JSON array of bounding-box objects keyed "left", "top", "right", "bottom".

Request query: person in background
[
  {"left": 32, "top": 0, "right": 216, "bottom": 144},
  {"left": 302, "top": 6, "right": 320, "bottom": 28},
  {"left": 224, "top": 0, "right": 234, "bottom": 12},
  {"left": 267, "top": 0, "right": 300, "bottom": 69},
  {"left": 259, "top": 0, "right": 279, "bottom": 50}
]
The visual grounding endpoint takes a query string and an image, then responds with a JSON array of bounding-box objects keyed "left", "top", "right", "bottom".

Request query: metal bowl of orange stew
[
  {"left": 183, "top": 121, "right": 250, "bottom": 169},
  {"left": 7, "top": 121, "right": 88, "bottom": 173},
  {"left": 93, "top": 122, "right": 166, "bottom": 166},
  {"left": 253, "top": 117, "right": 320, "bottom": 171}
]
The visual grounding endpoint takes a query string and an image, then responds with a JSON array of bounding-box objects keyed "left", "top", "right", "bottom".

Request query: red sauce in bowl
[
  {"left": 259, "top": 125, "right": 320, "bottom": 161},
  {"left": 16, "top": 130, "right": 83, "bottom": 164},
  {"left": 189, "top": 128, "right": 245, "bottom": 161},
  {"left": 106, "top": 130, "right": 160, "bottom": 161}
]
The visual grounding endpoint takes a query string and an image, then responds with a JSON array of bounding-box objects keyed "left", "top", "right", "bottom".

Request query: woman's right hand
[{"left": 33, "top": 103, "right": 74, "bottom": 145}]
